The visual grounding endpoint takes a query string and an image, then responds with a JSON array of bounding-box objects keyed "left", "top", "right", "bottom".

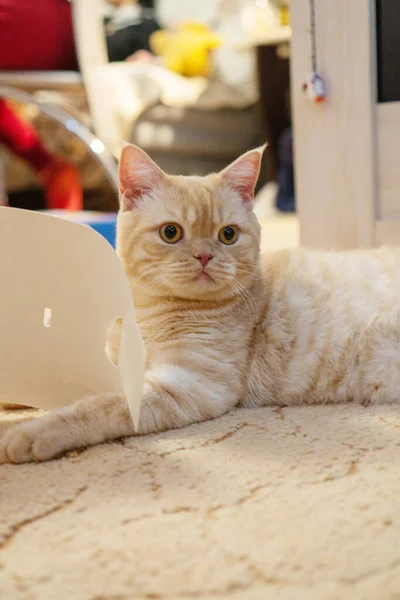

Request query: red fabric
[
  {"left": 0, "top": 0, "right": 77, "bottom": 71},
  {"left": 0, "top": 99, "right": 51, "bottom": 170},
  {"left": 0, "top": 99, "right": 83, "bottom": 210},
  {"left": 43, "top": 162, "right": 82, "bottom": 210},
  {"left": 0, "top": 0, "right": 82, "bottom": 209}
]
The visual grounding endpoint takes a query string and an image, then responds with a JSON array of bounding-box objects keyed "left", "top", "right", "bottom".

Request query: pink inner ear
[
  {"left": 223, "top": 150, "right": 262, "bottom": 203},
  {"left": 119, "top": 145, "right": 164, "bottom": 210}
]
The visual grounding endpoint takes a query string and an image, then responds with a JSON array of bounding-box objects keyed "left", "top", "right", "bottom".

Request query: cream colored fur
[{"left": 1, "top": 145, "right": 400, "bottom": 464}]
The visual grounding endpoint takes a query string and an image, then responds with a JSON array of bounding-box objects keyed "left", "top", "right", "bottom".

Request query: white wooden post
[{"left": 291, "top": 0, "right": 377, "bottom": 250}]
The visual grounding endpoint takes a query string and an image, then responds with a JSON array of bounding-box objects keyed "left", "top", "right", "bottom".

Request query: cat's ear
[
  {"left": 220, "top": 145, "right": 266, "bottom": 203},
  {"left": 119, "top": 144, "right": 165, "bottom": 211}
]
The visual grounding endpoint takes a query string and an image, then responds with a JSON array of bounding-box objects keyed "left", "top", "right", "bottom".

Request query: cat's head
[{"left": 117, "top": 144, "right": 263, "bottom": 301}]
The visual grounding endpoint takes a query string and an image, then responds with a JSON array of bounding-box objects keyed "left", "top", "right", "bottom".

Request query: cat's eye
[
  {"left": 218, "top": 225, "right": 239, "bottom": 245},
  {"left": 159, "top": 223, "right": 183, "bottom": 243}
]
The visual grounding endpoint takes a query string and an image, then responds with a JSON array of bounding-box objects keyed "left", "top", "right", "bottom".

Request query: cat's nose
[{"left": 194, "top": 253, "right": 214, "bottom": 268}]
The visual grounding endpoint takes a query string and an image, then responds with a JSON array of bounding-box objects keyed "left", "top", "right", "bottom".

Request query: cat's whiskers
[
  {"left": 230, "top": 274, "right": 257, "bottom": 304},
  {"left": 235, "top": 261, "right": 263, "bottom": 281},
  {"left": 168, "top": 263, "right": 192, "bottom": 271},
  {"left": 147, "top": 272, "right": 173, "bottom": 290},
  {"left": 235, "top": 268, "right": 262, "bottom": 282},
  {"left": 130, "top": 264, "right": 162, "bottom": 285},
  {"left": 225, "top": 280, "right": 253, "bottom": 315},
  {"left": 225, "top": 276, "right": 256, "bottom": 315}
]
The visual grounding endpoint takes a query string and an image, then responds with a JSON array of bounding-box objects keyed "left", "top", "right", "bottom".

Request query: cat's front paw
[{"left": 0, "top": 415, "right": 68, "bottom": 464}]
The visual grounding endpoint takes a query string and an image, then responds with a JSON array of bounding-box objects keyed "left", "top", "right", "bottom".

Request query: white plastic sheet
[{"left": 0, "top": 207, "right": 144, "bottom": 428}]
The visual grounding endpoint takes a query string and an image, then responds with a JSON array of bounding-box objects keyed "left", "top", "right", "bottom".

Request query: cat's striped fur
[{"left": 1, "top": 145, "right": 400, "bottom": 463}]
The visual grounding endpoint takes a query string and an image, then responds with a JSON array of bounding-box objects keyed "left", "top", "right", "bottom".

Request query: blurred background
[{"left": 0, "top": 0, "right": 293, "bottom": 246}]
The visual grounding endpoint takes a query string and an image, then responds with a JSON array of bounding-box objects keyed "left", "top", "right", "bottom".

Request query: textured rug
[{"left": 1, "top": 403, "right": 400, "bottom": 600}]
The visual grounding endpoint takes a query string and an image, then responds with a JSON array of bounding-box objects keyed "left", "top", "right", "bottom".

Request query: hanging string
[
  {"left": 302, "top": 0, "right": 327, "bottom": 103},
  {"left": 310, "top": 0, "right": 317, "bottom": 73}
]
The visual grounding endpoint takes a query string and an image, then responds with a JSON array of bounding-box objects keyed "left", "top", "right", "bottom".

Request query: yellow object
[
  {"left": 150, "top": 22, "right": 221, "bottom": 78},
  {"left": 280, "top": 7, "right": 290, "bottom": 26}
]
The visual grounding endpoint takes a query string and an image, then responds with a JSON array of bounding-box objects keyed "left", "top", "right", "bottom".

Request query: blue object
[
  {"left": 276, "top": 128, "right": 295, "bottom": 213},
  {"left": 87, "top": 217, "right": 117, "bottom": 248}
]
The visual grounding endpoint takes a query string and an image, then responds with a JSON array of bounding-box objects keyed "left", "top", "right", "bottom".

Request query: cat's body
[
  {"left": 1, "top": 146, "right": 400, "bottom": 463},
  {"left": 113, "top": 244, "right": 400, "bottom": 417},
  {"left": 248, "top": 247, "right": 400, "bottom": 408}
]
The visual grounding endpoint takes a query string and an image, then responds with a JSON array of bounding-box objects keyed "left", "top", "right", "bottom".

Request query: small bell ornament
[{"left": 302, "top": 73, "right": 327, "bottom": 104}]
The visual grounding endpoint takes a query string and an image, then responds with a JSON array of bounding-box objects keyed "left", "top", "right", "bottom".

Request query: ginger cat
[{"left": 1, "top": 144, "right": 400, "bottom": 464}]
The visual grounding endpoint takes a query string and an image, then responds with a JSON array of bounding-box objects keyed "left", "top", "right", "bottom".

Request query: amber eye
[
  {"left": 159, "top": 223, "right": 183, "bottom": 243},
  {"left": 218, "top": 225, "right": 239, "bottom": 245}
]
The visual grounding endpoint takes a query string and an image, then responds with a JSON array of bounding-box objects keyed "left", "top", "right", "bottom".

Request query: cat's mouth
[{"left": 196, "top": 270, "right": 215, "bottom": 283}]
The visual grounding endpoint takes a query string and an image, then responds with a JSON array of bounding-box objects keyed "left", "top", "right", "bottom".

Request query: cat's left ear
[
  {"left": 220, "top": 145, "right": 266, "bottom": 204},
  {"left": 119, "top": 144, "right": 165, "bottom": 211}
]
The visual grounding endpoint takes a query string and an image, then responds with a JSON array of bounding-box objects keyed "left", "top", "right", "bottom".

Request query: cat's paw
[{"left": 0, "top": 415, "right": 69, "bottom": 464}]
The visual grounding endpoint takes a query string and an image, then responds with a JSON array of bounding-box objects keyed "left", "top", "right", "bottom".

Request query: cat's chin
[{"left": 195, "top": 271, "right": 215, "bottom": 284}]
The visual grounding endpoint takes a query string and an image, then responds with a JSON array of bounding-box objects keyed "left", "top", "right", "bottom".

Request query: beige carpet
[
  {"left": 2, "top": 216, "right": 400, "bottom": 600},
  {"left": 2, "top": 404, "right": 400, "bottom": 600}
]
